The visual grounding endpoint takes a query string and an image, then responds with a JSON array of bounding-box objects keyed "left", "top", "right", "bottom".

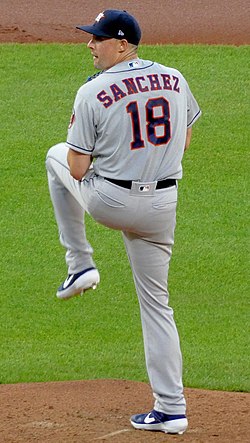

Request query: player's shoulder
[
  {"left": 155, "top": 61, "right": 184, "bottom": 79},
  {"left": 76, "top": 74, "right": 103, "bottom": 99},
  {"left": 79, "top": 67, "right": 113, "bottom": 90}
]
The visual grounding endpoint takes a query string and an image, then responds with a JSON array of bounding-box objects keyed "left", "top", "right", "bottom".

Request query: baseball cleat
[
  {"left": 56, "top": 268, "right": 100, "bottom": 300},
  {"left": 130, "top": 410, "right": 188, "bottom": 435}
]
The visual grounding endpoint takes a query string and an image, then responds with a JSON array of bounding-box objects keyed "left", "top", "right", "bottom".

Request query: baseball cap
[{"left": 76, "top": 10, "right": 141, "bottom": 45}]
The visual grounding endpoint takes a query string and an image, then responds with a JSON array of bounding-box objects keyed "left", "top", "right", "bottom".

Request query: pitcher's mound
[{"left": 0, "top": 379, "right": 249, "bottom": 442}]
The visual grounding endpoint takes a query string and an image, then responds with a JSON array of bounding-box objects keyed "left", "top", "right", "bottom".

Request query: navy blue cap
[{"left": 76, "top": 10, "right": 141, "bottom": 45}]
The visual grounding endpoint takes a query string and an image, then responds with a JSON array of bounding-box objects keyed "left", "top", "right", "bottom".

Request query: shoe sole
[
  {"left": 130, "top": 418, "right": 188, "bottom": 435},
  {"left": 56, "top": 269, "right": 100, "bottom": 300}
]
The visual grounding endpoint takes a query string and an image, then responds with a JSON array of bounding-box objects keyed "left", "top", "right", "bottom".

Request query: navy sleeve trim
[
  {"left": 187, "top": 109, "right": 201, "bottom": 127},
  {"left": 66, "top": 141, "right": 94, "bottom": 153}
]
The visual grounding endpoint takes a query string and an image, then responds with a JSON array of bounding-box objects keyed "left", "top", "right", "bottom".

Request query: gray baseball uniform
[{"left": 46, "top": 57, "right": 201, "bottom": 415}]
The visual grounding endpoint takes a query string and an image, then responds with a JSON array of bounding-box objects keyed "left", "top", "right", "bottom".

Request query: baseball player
[{"left": 46, "top": 9, "right": 201, "bottom": 435}]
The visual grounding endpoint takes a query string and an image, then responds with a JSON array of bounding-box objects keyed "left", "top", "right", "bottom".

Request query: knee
[{"left": 45, "top": 142, "right": 68, "bottom": 171}]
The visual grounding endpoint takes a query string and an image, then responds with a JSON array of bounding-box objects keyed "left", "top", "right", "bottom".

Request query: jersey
[{"left": 66, "top": 58, "right": 201, "bottom": 181}]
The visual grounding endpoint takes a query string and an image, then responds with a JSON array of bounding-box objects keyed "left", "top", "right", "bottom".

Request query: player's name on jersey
[{"left": 97, "top": 73, "right": 180, "bottom": 108}]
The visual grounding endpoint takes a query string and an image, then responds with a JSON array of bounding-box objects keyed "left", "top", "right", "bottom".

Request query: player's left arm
[
  {"left": 184, "top": 77, "right": 201, "bottom": 152},
  {"left": 67, "top": 149, "right": 92, "bottom": 180},
  {"left": 184, "top": 127, "right": 192, "bottom": 151}
]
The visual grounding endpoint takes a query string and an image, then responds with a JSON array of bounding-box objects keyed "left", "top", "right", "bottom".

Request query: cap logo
[
  {"left": 118, "top": 30, "right": 125, "bottom": 36},
  {"left": 95, "top": 12, "right": 105, "bottom": 22}
]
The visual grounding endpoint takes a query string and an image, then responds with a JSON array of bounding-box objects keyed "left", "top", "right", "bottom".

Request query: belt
[{"left": 104, "top": 177, "right": 176, "bottom": 190}]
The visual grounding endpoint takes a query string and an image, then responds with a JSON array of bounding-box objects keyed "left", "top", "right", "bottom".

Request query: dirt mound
[{"left": 1, "top": 379, "right": 249, "bottom": 442}]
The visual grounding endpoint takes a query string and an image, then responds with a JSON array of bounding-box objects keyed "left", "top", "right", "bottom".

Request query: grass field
[{"left": 0, "top": 43, "right": 249, "bottom": 392}]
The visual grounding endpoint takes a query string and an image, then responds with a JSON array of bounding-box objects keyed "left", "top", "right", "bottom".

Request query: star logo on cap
[{"left": 95, "top": 12, "right": 105, "bottom": 22}]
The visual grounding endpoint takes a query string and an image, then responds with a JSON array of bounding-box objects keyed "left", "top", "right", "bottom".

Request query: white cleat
[{"left": 56, "top": 268, "right": 100, "bottom": 300}]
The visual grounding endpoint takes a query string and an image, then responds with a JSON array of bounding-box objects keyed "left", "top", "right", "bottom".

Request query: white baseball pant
[{"left": 46, "top": 142, "right": 186, "bottom": 415}]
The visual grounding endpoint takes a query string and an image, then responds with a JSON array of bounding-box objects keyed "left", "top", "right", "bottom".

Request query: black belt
[{"left": 104, "top": 177, "right": 176, "bottom": 190}]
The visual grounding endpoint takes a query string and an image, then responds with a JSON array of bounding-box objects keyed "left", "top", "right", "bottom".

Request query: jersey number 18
[{"left": 126, "top": 97, "right": 171, "bottom": 149}]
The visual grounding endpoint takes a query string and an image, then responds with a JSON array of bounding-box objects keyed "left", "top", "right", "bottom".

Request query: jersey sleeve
[
  {"left": 66, "top": 88, "right": 97, "bottom": 154},
  {"left": 185, "top": 81, "right": 202, "bottom": 128}
]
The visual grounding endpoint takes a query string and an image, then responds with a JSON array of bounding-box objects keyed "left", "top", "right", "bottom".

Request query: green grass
[{"left": 0, "top": 43, "right": 249, "bottom": 391}]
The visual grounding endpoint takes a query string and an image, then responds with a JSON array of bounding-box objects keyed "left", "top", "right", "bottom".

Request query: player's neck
[{"left": 113, "top": 48, "right": 138, "bottom": 68}]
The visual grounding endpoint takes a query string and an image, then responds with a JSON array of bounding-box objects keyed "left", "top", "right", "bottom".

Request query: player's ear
[{"left": 118, "top": 39, "right": 128, "bottom": 52}]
